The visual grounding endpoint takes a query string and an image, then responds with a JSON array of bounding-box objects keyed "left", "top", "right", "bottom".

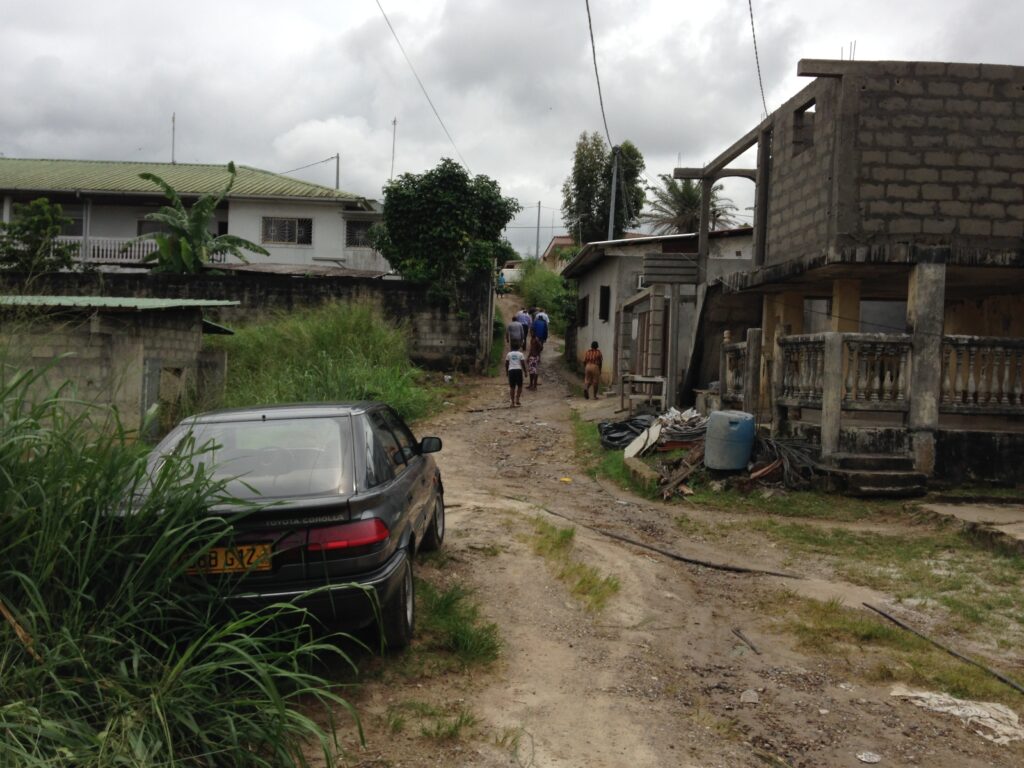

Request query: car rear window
[{"left": 161, "top": 416, "right": 354, "bottom": 500}]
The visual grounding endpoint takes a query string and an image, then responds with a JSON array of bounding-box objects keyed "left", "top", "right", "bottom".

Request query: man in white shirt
[{"left": 505, "top": 342, "right": 526, "bottom": 407}]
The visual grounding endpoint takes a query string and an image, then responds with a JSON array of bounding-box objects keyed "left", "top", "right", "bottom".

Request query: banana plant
[{"left": 132, "top": 162, "right": 269, "bottom": 273}]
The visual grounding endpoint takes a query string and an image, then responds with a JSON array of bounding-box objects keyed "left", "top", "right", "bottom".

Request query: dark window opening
[
  {"left": 793, "top": 99, "right": 816, "bottom": 156},
  {"left": 217, "top": 220, "right": 229, "bottom": 236},
  {"left": 346, "top": 220, "right": 373, "bottom": 247},
  {"left": 598, "top": 285, "right": 611, "bottom": 322},
  {"left": 577, "top": 295, "right": 590, "bottom": 328},
  {"left": 261, "top": 216, "right": 313, "bottom": 245}
]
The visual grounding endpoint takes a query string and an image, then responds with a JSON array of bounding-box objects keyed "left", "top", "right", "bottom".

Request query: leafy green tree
[
  {"left": 371, "top": 158, "right": 521, "bottom": 307},
  {"left": 136, "top": 162, "right": 268, "bottom": 273},
  {"left": 0, "top": 198, "right": 79, "bottom": 273},
  {"left": 561, "top": 132, "right": 646, "bottom": 245},
  {"left": 641, "top": 174, "right": 738, "bottom": 235}
]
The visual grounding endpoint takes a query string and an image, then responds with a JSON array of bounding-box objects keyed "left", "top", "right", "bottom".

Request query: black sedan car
[{"left": 151, "top": 402, "right": 444, "bottom": 649}]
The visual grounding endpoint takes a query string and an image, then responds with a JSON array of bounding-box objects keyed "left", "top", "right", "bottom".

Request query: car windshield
[{"left": 158, "top": 416, "right": 354, "bottom": 500}]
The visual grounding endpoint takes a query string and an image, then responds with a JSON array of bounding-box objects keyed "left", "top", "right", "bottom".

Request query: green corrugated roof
[
  {"left": 0, "top": 296, "right": 238, "bottom": 310},
  {"left": 0, "top": 158, "right": 369, "bottom": 203}
]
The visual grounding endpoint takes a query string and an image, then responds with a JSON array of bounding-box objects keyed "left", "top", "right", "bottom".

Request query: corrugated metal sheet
[
  {"left": 643, "top": 253, "right": 699, "bottom": 284},
  {"left": 0, "top": 296, "right": 238, "bottom": 310},
  {"left": 0, "top": 158, "right": 366, "bottom": 202}
]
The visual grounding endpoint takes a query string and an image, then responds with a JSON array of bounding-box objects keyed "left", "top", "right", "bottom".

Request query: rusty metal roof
[
  {"left": 0, "top": 296, "right": 238, "bottom": 310},
  {"left": 0, "top": 158, "right": 372, "bottom": 205}
]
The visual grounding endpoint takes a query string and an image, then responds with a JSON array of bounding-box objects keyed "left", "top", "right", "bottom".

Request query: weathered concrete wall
[
  {"left": 764, "top": 77, "right": 840, "bottom": 265},
  {"left": 944, "top": 294, "right": 1024, "bottom": 336},
  {"left": 935, "top": 430, "right": 1024, "bottom": 484},
  {"left": 4, "top": 271, "right": 493, "bottom": 371},
  {"left": 575, "top": 255, "right": 641, "bottom": 382}
]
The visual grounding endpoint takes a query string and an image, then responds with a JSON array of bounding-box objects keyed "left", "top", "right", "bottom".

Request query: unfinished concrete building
[{"left": 681, "top": 59, "right": 1024, "bottom": 490}]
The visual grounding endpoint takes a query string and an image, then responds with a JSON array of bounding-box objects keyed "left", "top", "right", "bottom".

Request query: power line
[
  {"left": 279, "top": 156, "right": 336, "bottom": 175},
  {"left": 747, "top": 0, "right": 769, "bottom": 118},
  {"left": 374, "top": 0, "right": 470, "bottom": 171},
  {"left": 584, "top": 0, "right": 613, "bottom": 147}
]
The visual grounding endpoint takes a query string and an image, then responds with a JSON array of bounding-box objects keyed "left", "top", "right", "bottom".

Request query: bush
[
  {"left": 516, "top": 260, "right": 573, "bottom": 335},
  {"left": 0, "top": 366, "right": 355, "bottom": 766},
  {"left": 211, "top": 301, "right": 439, "bottom": 421}
]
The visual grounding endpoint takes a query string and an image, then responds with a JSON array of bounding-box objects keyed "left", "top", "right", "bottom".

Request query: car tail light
[{"left": 307, "top": 519, "right": 390, "bottom": 552}]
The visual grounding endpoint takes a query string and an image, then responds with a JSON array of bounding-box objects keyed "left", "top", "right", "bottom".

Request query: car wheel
[
  {"left": 420, "top": 495, "right": 445, "bottom": 552},
  {"left": 382, "top": 554, "right": 414, "bottom": 652}
]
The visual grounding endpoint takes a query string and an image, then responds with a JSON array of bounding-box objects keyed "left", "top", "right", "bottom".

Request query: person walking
[
  {"left": 515, "top": 308, "right": 531, "bottom": 338},
  {"left": 506, "top": 318, "right": 525, "bottom": 350},
  {"left": 506, "top": 342, "right": 526, "bottom": 407},
  {"left": 526, "top": 335, "right": 543, "bottom": 390},
  {"left": 531, "top": 310, "right": 549, "bottom": 349},
  {"left": 582, "top": 341, "right": 603, "bottom": 400}
]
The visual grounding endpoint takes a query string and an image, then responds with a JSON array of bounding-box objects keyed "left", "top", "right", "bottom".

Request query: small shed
[{"left": 0, "top": 296, "right": 238, "bottom": 434}]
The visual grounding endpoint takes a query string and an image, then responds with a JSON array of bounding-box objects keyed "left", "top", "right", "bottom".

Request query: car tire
[
  {"left": 382, "top": 554, "right": 414, "bottom": 652},
  {"left": 420, "top": 495, "right": 445, "bottom": 552}
]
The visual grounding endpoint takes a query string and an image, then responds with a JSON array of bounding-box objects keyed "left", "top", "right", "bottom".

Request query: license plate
[{"left": 188, "top": 544, "right": 272, "bottom": 574}]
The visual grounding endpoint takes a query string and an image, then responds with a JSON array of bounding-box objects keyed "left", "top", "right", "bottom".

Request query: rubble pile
[{"left": 599, "top": 408, "right": 817, "bottom": 499}]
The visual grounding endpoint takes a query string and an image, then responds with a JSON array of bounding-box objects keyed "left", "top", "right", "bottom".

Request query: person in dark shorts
[
  {"left": 583, "top": 341, "right": 603, "bottom": 399},
  {"left": 505, "top": 342, "right": 526, "bottom": 407}
]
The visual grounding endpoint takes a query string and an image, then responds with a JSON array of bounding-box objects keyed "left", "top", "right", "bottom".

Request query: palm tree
[
  {"left": 135, "top": 162, "right": 268, "bottom": 273},
  {"left": 641, "top": 174, "right": 739, "bottom": 235}
]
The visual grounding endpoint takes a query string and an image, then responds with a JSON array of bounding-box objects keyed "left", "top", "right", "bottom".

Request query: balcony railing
[
  {"left": 941, "top": 336, "right": 1024, "bottom": 414},
  {"left": 58, "top": 236, "right": 159, "bottom": 264},
  {"left": 777, "top": 334, "right": 825, "bottom": 406},
  {"left": 721, "top": 332, "right": 747, "bottom": 406},
  {"left": 841, "top": 334, "right": 912, "bottom": 412}
]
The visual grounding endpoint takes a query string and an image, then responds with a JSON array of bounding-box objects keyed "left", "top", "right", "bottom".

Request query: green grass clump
[
  {"left": 530, "top": 518, "right": 620, "bottom": 612},
  {"left": 766, "top": 595, "right": 1024, "bottom": 705},
  {"left": 210, "top": 301, "right": 439, "bottom": 421},
  {"left": 570, "top": 413, "right": 658, "bottom": 497},
  {"left": 0, "top": 367, "right": 355, "bottom": 767},
  {"left": 416, "top": 581, "right": 501, "bottom": 666}
]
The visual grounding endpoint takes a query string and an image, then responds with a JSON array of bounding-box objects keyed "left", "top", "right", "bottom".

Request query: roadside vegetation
[
  {"left": 208, "top": 301, "right": 441, "bottom": 421},
  {"left": 530, "top": 517, "right": 620, "bottom": 612},
  {"left": 516, "top": 258, "right": 574, "bottom": 335},
  {"left": 570, "top": 412, "right": 657, "bottom": 497},
  {"left": 0, "top": 367, "right": 354, "bottom": 766}
]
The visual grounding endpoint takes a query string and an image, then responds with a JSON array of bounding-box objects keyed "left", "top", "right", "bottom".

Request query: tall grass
[
  {"left": 210, "top": 302, "right": 438, "bottom": 421},
  {"left": 0, "top": 366, "right": 356, "bottom": 767}
]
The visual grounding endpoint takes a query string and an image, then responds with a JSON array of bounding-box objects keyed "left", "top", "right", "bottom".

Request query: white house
[{"left": 0, "top": 158, "right": 387, "bottom": 273}]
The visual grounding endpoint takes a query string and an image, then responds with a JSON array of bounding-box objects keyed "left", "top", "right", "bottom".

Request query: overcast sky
[{"left": 3, "top": 0, "right": 1023, "bottom": 255}]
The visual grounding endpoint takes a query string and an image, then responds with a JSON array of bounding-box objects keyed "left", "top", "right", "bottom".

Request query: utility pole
[
  {"left": 171, "top": 113, "right": 176, "bottom": 164},
  {"left": 335, "top": 153, "right": 340, "bottom": 190},
  {"left": 390, "top": 117, "right": 397, "bottom": 181},
  {"left": 535, "top": 201, "right": 541, "bottom": 259},
  {"left": 607, "top": 145, "right": 620, "bottom": 241}
]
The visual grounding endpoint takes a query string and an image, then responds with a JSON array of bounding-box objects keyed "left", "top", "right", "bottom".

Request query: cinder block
[
  {"left": 869, "top": 200, "right": 903, "bottom": 215},
  {"left": 997, "top": 118, "right": 1024, "bottom": 132},
  {"left": 924, "top": 151, "right": 956, "bottom": 166},
  {"left": 922, "top": 184, "right": 953, "bottom": 200},
  {"left": 981, "top": 135, "right": 1015, "bottom": 149},
  {"left": 946, "top": 133, "right": 977, "bottom": 149},
  {"left": 887, "top": 183, "right": 920, "bottom": 199},
  {"left": 963, "top": 116, "right": 994, "bottom": 132},
  {"left": 892, "top": 114, "right": 926, "bottom": 129},
  {"left": 860, "top": 115, "right": 888, "bottom": 130},
  {"left": 939, "top": 201, "right": 971, "bottom": 217},
  {"left": 978, "top": 169, "right": 1011, "bottom": 185},
  {"left": 946, "top": 99, "right": 980, "bottom": 114},
  {"left": 994, "top": 221, "right": 1024, "bottom": 237},
  {"left": 858, "top": 131, "right": 876, "bottom": 146},
  {"left": 957, "top": 151, "right": 992, "bottom": 168},
  {"left": 893, "top": 78, "right": 924, "bottom": 95},
  {"left": 860, "top": 150, "right": 887, "bottom": 164},
  {"left": 873, "top": 166, "right": 905, "bottom": 181},
  {"left": 928, "top": 81, "right": 961, "bottom": 97},
  {"left": 994, "top": 153, "right": 1024, "bottom": 170},
  {"left": 957, "top": 185, "right": 990, "bottom": 201},
  {"left": 927, "top": 115, "right": 960, "bottom": 130},
  {"left": 960, "top": 220, "right": 992, "bottom": 236},
  {"left": 991, "top": 187, "right": 1024, "bottom": 202},
  {"left": 980, "top": 64, "right": 1022, "bottom": 81},
  {"left": 906, "top": 168, "right": 940, "bottom": 183},
  {"left": 860, "top": 183, "right": 886, "bottom": 200},
  {"left": 1006, "top": 204, "right": 1024, "bottom": 218},
  {"left": 973, "top": 202, "right": 1006, "bottom": 219},
  {"left": 905, "top": 201, "right": 938, "bottom": 216},
  {"left": 890, "top": 219, "right": 923, "bottom": 234},
  {"left": 879, "top": 96, "right": 909, "bottom": 111},
  {"left": 888, "top": 150, "right": 923, "bottom": 166},
  {"left": 963, "top": 81, "right": 995, "bottom": 98},
  {"left": 923, "top": 219, "right": 956, "bottom": 234},
  {"left": 980, "top": 101, "right": 1014, "bottom": 116},
  {"left": 914, "top": 62, "right": 947, "bottom": 77},
  {"left": 910, "top": 97, "right": 944, "bottom": 111},
  {"left": 947, "top": 63, "right": 981, "bottom": 78},
  {"left": 911, "top": 135, "right": 946, "bottom": 149}
]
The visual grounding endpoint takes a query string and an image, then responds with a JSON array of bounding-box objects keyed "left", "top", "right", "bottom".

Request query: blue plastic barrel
[{"left": 704, "top": 410, "right": 755, "bottom": 470}]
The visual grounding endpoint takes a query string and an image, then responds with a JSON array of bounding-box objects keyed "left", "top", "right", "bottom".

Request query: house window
[
  {"left": 217, "top": 220, "right": 229, "bottom": 236},
  {"left": 577, "top": 295, "right": 590, "bottom": 328},
  {"left": 793, "top": 100, "right": 816, "bottom": 155},
  {"left": 346, "top": 220, "right": 373, "bottom": 248},
  {"left": 261, "top": 217, "right": 313, "bottom": 245},
  {"left": 598, "top": 285, "right": 611, "bottom": 322}
]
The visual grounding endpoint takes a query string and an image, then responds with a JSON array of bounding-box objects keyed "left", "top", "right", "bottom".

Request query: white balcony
[{"left": 57, "top": 236, "right": 159, "bottom": 264}]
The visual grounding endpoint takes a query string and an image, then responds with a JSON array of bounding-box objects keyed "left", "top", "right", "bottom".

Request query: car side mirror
[{"left": 419, "top": 436, "right": 442, "bottom": 454}]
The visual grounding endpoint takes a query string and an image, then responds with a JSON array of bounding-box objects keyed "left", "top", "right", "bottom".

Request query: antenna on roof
[
  {"left": 390, "top": 117, "right": 397, "bottom": 181},
  {"left": 171, "top": 113, "right": 176, "bottom": 164},
  {"left": 335, "top": 153, "right": 340, "bottom": 190}
]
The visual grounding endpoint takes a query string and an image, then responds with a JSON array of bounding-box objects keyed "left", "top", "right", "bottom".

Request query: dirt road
[{"left": 339, "top": 326, "right": 1023, "bottom": 767}]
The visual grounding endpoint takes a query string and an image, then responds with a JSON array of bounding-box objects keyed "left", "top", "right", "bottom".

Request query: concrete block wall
[
  {"left": 764, "top": 77, "right": 839, "bottom": 265},
  {"left": 850, "top": 62, "right": 1024, "bottom": 246}
]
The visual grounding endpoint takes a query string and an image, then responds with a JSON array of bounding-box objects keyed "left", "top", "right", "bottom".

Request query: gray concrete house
[
  {"left": 0, "top": 296, "right": 237, "bottom": 435},
  {"left": 680, "top": 58, "right": 1024, "bottom": 489},
  {"left": 562, "top": 229, "right": 752, "bottom": 402}
]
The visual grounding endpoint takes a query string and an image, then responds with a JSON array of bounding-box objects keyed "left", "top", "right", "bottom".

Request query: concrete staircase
[{"left": 817, "top": 453, "right": 928, "bottom": 498}]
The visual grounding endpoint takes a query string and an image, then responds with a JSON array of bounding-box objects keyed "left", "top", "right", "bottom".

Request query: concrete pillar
[
  {"left": 830, "top": 279, "right": 861, "bottom": 332},
  {"left": 906, "top": 261, "right": 947, "bottom": 474},
  {"left": 698, "top": 178, "right": 711, "bottom": 283},
  {"left": 753, "top": 129, "right": 772, "bottom": 267},
  {"left": 744, "top": 328, "right": 763, "bottom": 421},
  {"left": 1, "top": 195, "right": 11, "bottom": 224},
  {"left": 820, "top": 332, "right": 844, "bottom": 458}
]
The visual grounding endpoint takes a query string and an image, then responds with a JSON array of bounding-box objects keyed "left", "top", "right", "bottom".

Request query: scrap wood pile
[{"left": 598, "top": 408, "right": 817, "bottom": 500}]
